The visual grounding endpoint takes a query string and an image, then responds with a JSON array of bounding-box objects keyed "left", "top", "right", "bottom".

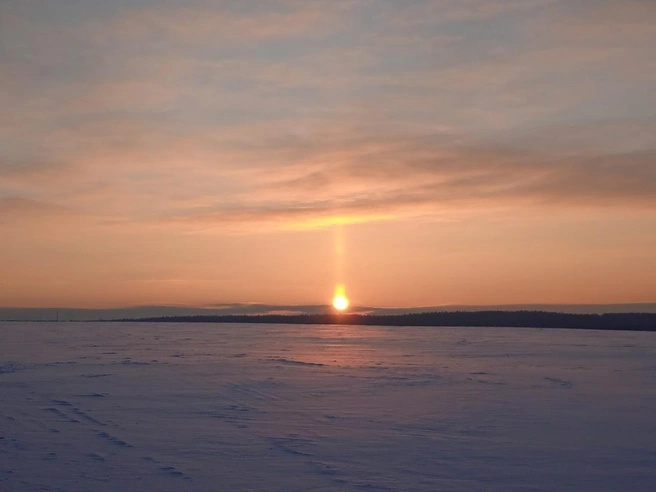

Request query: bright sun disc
[
  {"left": 332, "top": 284, "right": 349, "bottom": 311},
  {"left": 333, "top": 295, "right": 349, "bottom": 311}
]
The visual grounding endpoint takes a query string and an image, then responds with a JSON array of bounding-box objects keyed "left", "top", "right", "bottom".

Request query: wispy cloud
[
  {"left": 154, "top": 130, "right": 655, "bottom": 233},
  {"left": 0, "top": 197, "right": 71, "bottom": 223},
  {"left": 2, "top": 117, "right": 655, "bottom": 233},
  {"left": 1, "top": 0, "right": 655, "bottom": 234}
]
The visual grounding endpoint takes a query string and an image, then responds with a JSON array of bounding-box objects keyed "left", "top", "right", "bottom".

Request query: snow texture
[{"left": 1, "top": 322, "right": 655, "bottom": 491}]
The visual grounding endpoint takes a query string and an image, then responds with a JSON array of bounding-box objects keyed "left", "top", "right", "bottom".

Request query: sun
[
  {"left": 333, "top": 294, "right": 349, "bottom": 311},
  {"left": 332, "top": 284, "right": 349, "bottom": 311}
]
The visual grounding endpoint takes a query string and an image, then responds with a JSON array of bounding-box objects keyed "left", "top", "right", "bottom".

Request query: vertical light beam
[{"left": 332, "top": 224, "right": 349, "bottom": 311}]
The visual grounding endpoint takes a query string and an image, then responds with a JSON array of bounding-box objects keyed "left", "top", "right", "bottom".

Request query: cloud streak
[
  {"left": 1, "top": 0, "right": 655, "bottom": 234},
  {"left": 2, "top": 119, "right": 655, "bottom": 233},
  {"left": 157, "top": 138, "right": 656, "bottom": 233}
]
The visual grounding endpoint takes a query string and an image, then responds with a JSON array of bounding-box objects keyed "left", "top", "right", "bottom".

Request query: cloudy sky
[{"left": 1, "top": 0, "right": 655, "bottom": 308}]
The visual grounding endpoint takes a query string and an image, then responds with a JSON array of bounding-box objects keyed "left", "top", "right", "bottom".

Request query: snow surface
[{"left": 1, "top": 322, "right": 655, "bottom": 491}]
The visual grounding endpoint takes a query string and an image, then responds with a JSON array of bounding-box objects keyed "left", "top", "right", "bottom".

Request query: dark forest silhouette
[{"left": 121, "top": 310, "right": 656, "bottom": 332}]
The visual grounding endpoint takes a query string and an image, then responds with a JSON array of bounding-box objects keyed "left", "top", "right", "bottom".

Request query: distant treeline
[{"left": 121, "top": 311, "right": 656, "bottom": 331}]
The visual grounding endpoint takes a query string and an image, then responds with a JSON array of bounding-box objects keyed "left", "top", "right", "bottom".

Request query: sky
[{"left": 1, "top": 0, "right": 655, "bottom": 309}]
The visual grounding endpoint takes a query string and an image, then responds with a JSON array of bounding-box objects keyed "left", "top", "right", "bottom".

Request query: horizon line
[{"left": 2, "top": 302, "right": 656, "bottom": 311}]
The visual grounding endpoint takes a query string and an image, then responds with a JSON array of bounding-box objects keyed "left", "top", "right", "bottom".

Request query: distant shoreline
[{"left": 113, "top": 311, "right": 656, "bottom": 332}]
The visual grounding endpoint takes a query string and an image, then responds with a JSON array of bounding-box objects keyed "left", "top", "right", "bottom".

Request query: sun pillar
[{"left": 332, "top": 224, "right": 349, "bottom": 311}]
